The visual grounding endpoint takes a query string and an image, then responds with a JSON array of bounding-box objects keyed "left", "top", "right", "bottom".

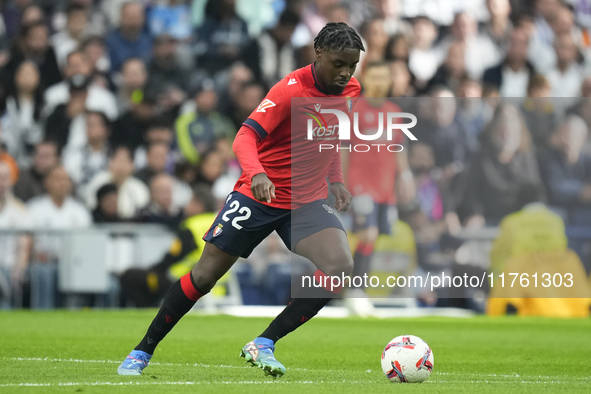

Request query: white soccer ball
[{"left": 380, "top": 335, "right": 434, "bottom": 383}]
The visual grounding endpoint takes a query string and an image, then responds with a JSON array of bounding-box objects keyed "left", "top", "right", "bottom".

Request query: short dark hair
[
  {"left": 85, "top": 110, "right": 111, "bottom": 131},
  {"left": 109, "top": 145, "right": 133, "bottom": 160},
  {"left": 313, "top": 22, "right": 365, "bottom": 52},
  {"left": 66, "top": 2, "right": 87, "bottom": 16},
  {"left": 277, "top": 10, "right": 300, "bottom": 27},
  {"left": 80, "top": 35, "right": 105, "bottom": 51}
]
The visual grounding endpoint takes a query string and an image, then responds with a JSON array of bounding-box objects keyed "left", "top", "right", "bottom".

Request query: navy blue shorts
[
  {"left": 351, "top": 194, "right": 397, "bottom": 235},
  {"left": 203, "top": 191, "right": 345, "bottom": 258}
]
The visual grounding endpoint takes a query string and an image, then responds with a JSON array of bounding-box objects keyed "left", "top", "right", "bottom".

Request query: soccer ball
[{"left": 380, "top": 335, "right": 434, "bottom": 383}]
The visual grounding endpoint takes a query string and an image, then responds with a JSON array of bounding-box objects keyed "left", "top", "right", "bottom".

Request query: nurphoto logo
[{"left": 303, "top": 105, "right": 418, "bottom": 152}]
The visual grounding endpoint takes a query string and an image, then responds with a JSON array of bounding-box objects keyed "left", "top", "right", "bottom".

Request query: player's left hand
[{"left": 330, "top": 182, "right": 351, "bottom": 212}]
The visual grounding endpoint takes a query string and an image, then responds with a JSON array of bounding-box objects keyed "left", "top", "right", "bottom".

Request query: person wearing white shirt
[
  {"left": 51, "top": 3, "right": 88, "bottom": 67},
  {"left": 43, "top": 51, "right": 118, "bottom": 120},
  {"left": 0, "top": 162, "right": 31, "bottom": 309},
  {"left": 546, "top": 34, "right": 584, "bottom": 111},
  {"left": 408, "top": 16, "right": 441, "bottom": 86},
  {"left": 482, "top": 29, "right": 534, "bottom": 98},
  {"left": 63, "top": 111, "right": 110, "bottom": 196},
  {"left": 27, "top": 166, "right": 92, "bottom": 309},
  {"left": 85, "top": 146, "right": 149, "bottom": 219},
  {"left": 436, "top": 12, "right": 502, "bottom": 80}
]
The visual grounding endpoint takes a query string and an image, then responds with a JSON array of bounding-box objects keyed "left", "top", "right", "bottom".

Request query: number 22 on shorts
[{"left": 222, "top": 199, "right": 252, "bottom": 229}]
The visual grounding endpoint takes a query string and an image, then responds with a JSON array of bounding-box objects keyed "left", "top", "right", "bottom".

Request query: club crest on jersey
[
  {"left": 213, "top": 224, "right": 223, "bottom": 237},
  {"left": 256, "top": 99, "right": 276, "bottom": 112},
  {"left": 345, "top": 96, "right": 353, "bottom": 113}
]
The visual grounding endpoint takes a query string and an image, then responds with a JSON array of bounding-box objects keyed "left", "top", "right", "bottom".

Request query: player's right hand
[{"left": 251, "top": 173, "right": 276, "bottom": 203}]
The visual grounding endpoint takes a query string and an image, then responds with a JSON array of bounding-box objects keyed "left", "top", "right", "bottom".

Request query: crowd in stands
[{"left": 1, "top": 0, "right": 591, "bottom": 309}]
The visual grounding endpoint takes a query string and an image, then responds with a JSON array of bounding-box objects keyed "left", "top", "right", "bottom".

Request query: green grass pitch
[{"left": 1, "top": 310, "right": 590, "bottom": 393}]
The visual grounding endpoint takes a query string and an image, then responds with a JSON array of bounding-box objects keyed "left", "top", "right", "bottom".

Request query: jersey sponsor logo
[
  {"left": 256, "top": 99, "right": 276, "bottom": 112},
  {"left": 314, "top": 103, "right": 321, "bottom": 112},
  {"left": 288, "top": 78, "right": 298, "bottom": 85},
  {"left": 213, "top": 223, "right": 223, "bottom": 237},
  {"left": 345, "top": 96, "right": 353, "bottom": 113}
]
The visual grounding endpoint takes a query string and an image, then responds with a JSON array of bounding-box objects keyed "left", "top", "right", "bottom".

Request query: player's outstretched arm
[
  {"left": 232, "top": 126, "right": 276, "bottom": 203},
  {"left": 330, "top": 182, "right": 351, "bottom": 212}
]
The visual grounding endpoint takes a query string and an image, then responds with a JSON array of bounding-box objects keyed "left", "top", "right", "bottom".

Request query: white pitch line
[
  {"left": 1, "top": 357, "right": 332, "bottom": 373},
  {"left": 0, "top": 380, "right": 373, "bottom": 388},
  {"left": 3, "top": 357, "right": 590, "bottom": 383}
]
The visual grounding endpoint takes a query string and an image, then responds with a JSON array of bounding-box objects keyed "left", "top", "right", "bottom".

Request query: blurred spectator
[
  {"left": 51, "top": 2, "right": 88, "bottom": 67},
  {"left": 425, "top": 41, "right": 466, "bottom": 94},
  {"left": 133, "top": 121, "right": 173, "bottom": 169},
  {"left": 408, "top": 16, "right": 439, "bottom": 87},
  {"left": 43, "top": 50, "right": 118, "bottom": 120},
  {"left": 134, "top": 141, "right": 169, "bottom": 186},
  {"left": 144, "top": 34, "right": 190, "bottom": 110},
  {"left": 461, "top": 104, "right": 543, "bottom": 225},
  {"left": 384, "top": 33, "right": 409, "bottom": 63},
  {"left": 85, "top": 145, "right": 149, "bottom": 219},
  {"left": 27, "top": 165, "right": 91, "bottom": 309},
  {"left": 101, "top": 0, "right": 151, "bottom": 27},
  {"left": 244, "top": 10, "right": 299, "bottom": 88},
  {"left": 455, "top": 76, "right": 492, "bottom": 142},
  {"left": 120, "top": 184, "right": 218, "bottom": 307},
  {"left": 539, "top": 115, "right": 591, "bottom": 213},
  {"left": 422, "top": 88, "right": 477, "bottom": 171},
  {"left": 217, "top": 62, "right": 254, "bottom": 116},
  {"left": 389, "top": 60, "right": 413, "bottom": 97},
  {"left": 437, "top": 11, "right": 501, "bottom": 80},
  {"left": 377, "top": 0, "right": 412, "bottom": 37},
  {"left": 567, "top": 76, "right": 591, "bottom": 135},
  {"left": 546, "top": 34, "right": 583, "bottom": 108},
  {"left": 92, "top": 182, "right": 122, "bottom": 223},
  {"left": 482, "top": 29, "right": 534, "bottom": 98},
  {"left": 105, "top": 1, "right": 152, "bottom": 72},
  {"left": 116, "top": 57, "right": 148, "bottom": 112},
  {"left": 227, "top": 80, "right": 264, "bottom": 131},
  {"left": 532, "top": 0, "right": 560, "bottom": 47},
  {"left": 483, "top": 0, "right": 513, "bottom": 54},
  {"left": 147, "top": 0, "right": 192, "bottom": 41},
  {"left": 2, "top": 0, "right": 35, "bottom": 41},
  {"left": 193, "top": 148, "right": 225, "bottom": 188},
  {"left": 54, "top": 0, "right": 111, "bottom": 38},
  {"left": 0, "top": 21, "right": 61, "bottom": 101},
  {"left": 19, "top": 3, "right": 44, "bottom": 27},
  {"left": 81, "top": 36, "right": 112, "bottom": 88},
  {"left": 358, "top": 18, "right": 388, "bottom": 72},
  {"left": 62, "top": 110, "right": 111, "bottom": 194},
  {"left": 13, "top": 141, "right": 58, "bottom": 202},
  {"left": 0, "top": 61, "right": 43, "bottom": 167},
  {"left": 409, "top": 143, "right": 444, "bottom": 224},
  {"left": 136, "top": 173, "right": 183, "bottom": 228},
  {"left": 520, "top": 74, "right": 557, "bottom": 148},
  {"left": 174, "top": 80, "right": 235, "bottom": 164},
  {"left": 0, "top": 140, "right": 18, "bottom": 185},
  {"left": 0, "top": 161, "right": 31, "bottom": 309},
  {"left": 193, "top": 0, "right": 250, "bottom": 75}
]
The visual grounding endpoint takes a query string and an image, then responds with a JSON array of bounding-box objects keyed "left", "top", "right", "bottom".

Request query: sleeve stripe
[{"left": 243, "top": 118, "right": 268, "bottom": 140}]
